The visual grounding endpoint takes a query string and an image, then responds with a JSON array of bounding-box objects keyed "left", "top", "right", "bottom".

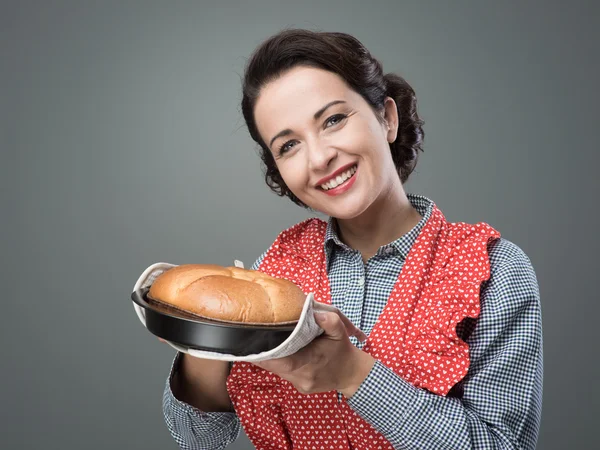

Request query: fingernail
[{"left": 314, "top": 312, "right": 327, "bottom": 322}]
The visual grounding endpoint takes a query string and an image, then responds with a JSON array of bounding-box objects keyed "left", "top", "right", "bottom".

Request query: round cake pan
[{"left": 131, "top": 287, "right": 297, "bottom": 356}]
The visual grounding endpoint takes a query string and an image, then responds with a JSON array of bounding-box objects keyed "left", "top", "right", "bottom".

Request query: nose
[{"left": 306, "top": 139, "right": 337, "bottom": 172}]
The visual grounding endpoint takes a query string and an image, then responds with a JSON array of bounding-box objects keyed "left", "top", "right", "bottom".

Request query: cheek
[
  {"left": 340, "top": 118, "right": 384, "bottom": 154},
  {"left": 277, "top": 160, "right": 306, "bottom": 191}
]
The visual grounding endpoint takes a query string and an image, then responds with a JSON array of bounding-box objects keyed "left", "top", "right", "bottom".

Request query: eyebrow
[{"left": 268, "top": 100, "right": 347, "bottom": 148}]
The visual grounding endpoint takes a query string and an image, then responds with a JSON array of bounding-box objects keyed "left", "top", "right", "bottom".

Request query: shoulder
[
  {"left": 250, "top": 217, "right": 327, "bottom": 270},
  {"left": 483, "top": 237, "right": 540, "bottom": 310},
  {"left": 487, "top": 237, "right": 536, "bottom": 278},
  {"left": 277, "top": 217, "right": 328, "bottom": 241}
]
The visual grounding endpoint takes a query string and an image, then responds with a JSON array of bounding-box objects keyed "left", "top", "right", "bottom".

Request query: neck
[{"left": 334, "top": 185, "right": 422, "bottom": 262}]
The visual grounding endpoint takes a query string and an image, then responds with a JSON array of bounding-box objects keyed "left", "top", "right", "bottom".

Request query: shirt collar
[{"left": 324, "top": 193, "right": 434, "bottom": 265}]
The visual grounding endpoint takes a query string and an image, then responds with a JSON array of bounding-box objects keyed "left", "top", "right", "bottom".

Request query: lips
[
  {"left": 320, "top": 164, "right": 358, "bottom": 196},
  {"left": 315, "top": 162, "right": 358, "bottom": 188},
  {"left": 319, "top": 164, "right": 357, "bottom": 191}
]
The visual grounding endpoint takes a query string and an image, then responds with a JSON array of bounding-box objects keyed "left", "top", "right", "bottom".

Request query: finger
[
  {"left": 317, "top": 310, "right": 367, "bottom": 342},
  {"left": 253, "top": 356, "right": 295, "bottom": 374},
  {"left": 349, "top": 327, "right": 368, "bottom": 342},
  {"left": 331, "top": 309, "right": 366, "bottom": 341},
  {"left": 339, "top": 316, "right": 367, "bottom": 342},
  {"left": 252, "top": 360, "right": 266, "bottom": 370},
  {"left": 314, "top": 311, "right": 346, "bottom": 340}
]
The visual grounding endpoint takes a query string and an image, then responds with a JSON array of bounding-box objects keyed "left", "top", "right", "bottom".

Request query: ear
[{"left": 382, "top": 97, "right": 399, "bottom": 143}]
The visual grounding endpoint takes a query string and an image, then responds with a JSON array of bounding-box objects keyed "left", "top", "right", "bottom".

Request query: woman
[{"left": 162, "top": 29, "right": 543, "bottom": 449}]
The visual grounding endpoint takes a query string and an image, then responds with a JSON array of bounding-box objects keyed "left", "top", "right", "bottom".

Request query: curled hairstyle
[{"left": 241, "top": 29, "right": 425, "bottom": 208}]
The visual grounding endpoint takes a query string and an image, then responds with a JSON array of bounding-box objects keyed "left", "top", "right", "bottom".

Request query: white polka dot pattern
[{"left": 226, "top": 205, "right": 500, "bottom": 449}]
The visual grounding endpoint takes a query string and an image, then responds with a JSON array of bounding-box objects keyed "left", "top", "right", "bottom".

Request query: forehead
[
  {"left": 254, "top": 67, "right": 357, "bottom": 134},
  {"left": 260, "top": 66, "right": 350, "bottom": 103}
]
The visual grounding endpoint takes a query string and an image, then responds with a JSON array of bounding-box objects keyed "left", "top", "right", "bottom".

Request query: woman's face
[{"left": 254, "top": 66, "right": 400, "bottom": 219}]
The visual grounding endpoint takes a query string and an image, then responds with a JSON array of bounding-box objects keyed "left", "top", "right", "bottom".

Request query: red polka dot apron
[{"left": 226, "top": 204, "right": 500, "bottom": 449}]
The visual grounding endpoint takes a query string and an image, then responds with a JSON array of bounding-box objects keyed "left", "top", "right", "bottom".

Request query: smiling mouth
[{"left": 318, "top": 164, "right": 358, "bottom": 191}]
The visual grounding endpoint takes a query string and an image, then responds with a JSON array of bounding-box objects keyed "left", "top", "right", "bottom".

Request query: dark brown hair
[{"left": 241, "top": 29, "right": 425, "bottom": 208}]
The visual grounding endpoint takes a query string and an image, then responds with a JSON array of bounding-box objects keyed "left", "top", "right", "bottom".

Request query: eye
[
  {"left": 324, "top": 113, "right": 348, "bottom": 128},
  {"left": 278, "top": 139, "right": 298, "bottom": 156}
]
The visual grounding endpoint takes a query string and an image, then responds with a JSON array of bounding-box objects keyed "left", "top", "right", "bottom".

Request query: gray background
[{"left": 2, "top": 1, "right": 598, "bottom": 449}]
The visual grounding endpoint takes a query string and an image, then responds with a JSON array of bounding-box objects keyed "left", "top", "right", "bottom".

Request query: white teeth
[{"left": 320, "top": 165, "right": 357, "bottom": 190}]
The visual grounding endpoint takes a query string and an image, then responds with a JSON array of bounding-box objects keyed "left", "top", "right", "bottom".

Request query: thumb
[{"left": 314, "top": 311, "right": 346, "bottom": 340}]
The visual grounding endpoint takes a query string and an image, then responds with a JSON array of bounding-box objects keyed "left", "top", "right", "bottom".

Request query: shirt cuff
[
  {"left": 164, "top": 352, "right": 237, "bottom": 421},
  {"left": 346, "top": 360, "right": 420, "bottom": 436}
]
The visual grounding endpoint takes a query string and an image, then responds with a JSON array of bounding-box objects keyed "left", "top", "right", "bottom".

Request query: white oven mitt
[{"left": 131, "top": 262, "right": 365, "bottom": 362}]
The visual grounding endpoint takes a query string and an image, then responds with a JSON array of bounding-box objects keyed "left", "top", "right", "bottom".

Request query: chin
[
  {"left": 316, "top": 199, "right": 370, "bottom": 220},
  {"left": 329, "top": 209, "right": 365, "bottom": 220}
]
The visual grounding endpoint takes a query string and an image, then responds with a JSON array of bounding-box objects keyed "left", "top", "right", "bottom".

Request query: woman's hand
[{"left": 253, "top": 311, "right": 376, "bottom": 399}]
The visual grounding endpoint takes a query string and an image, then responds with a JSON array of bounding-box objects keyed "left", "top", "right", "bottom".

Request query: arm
[
  {"left": 162, "top": 353, "right": 241, "bottom": 450},
  {"left": 162, "top": 252, "right": 268, "bottom": 449},
  {"left": 345, "top": 238, "right": 543, "bottom": 449}
]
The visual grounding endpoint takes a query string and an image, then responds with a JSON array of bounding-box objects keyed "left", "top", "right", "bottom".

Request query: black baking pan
[{"left": 131, "top": 286, "right": 298, "bottom": 356}]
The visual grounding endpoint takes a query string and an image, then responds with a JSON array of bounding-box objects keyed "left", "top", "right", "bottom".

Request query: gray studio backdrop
[{"left": 2, "top": 1, "right": 598, "bottom": 449}]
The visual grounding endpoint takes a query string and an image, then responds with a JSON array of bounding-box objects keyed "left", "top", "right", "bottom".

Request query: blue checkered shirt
[{"left": 162, "top": 194, "right": 543, "bottom": 449}]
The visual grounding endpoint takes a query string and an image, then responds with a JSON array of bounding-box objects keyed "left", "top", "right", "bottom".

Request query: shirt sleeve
[
  {"left": 161, "top": 251, "right": 268, "bottom": 449},
  {"left": 345, "top": 238, "right": 544, "bottom": 450},
  {"left": 250, "top": 251, "right": 268, "bottom": 270},
  {"left": 162, "top": 352, "right": 241, "bottom": 450}
]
